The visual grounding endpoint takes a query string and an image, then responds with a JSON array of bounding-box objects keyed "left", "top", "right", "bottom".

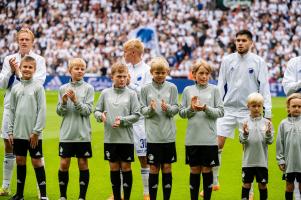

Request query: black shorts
[
  {"left": 283, "top": 172, "right": 301, "bottom": 183},
  {"left": 59, "top": 142, "right": 92, "bottom": 158},
  {"left": 13, "top": 139, "right": 43, "bottom": 158},
  {"left": 104, "top": 143, "right": 134, "bottom": 162},
  {"left": 147, "top": 142, "right": 177, "bottom": 165},
  {"left": 242, "top": 167, "right": 268, "bottom": 184},
  {"left": 185, "top": 145, "right": 219, "bottom": 167}
]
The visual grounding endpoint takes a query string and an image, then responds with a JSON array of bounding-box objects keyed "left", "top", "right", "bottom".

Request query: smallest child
[
  {"left": 239, "top": 92, "right": 273, "bottom": 200},
  {"left": 276, "top": 93, "right": 301, "bottom": 200},
  {"left": 8, "top": 56, "right": 47, "bottom": 200}
]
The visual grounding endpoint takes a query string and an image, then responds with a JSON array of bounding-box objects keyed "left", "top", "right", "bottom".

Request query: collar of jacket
[
  {"left": 20, "top": 78, "right": 33, "bottom": 85},
  {"left": 69, "top": 79, "right": 84, "bottom": 87},
  {"left": 195, "top": 83, "right": 208, "bottom": 89},
  {"left": 152, "top": 80, "right": 166, "bottom": 89},
  {"left": 113, "top": 86, "right": 126, "bottom": 93}
]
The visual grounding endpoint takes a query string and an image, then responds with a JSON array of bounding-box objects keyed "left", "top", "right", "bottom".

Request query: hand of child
[
  {"left": 266, "top": 121, "right": 272, "bottom": 134},
  {"left": 150, "top": 99, "right": 156, "bottom": 111},
  {"left": 30, "top": 133, "right": 39, "bottom": 149},
  {"left": 62, "top": 93, "right": 68, "bottom": 104},
  {"left": 112, "top": 116, "right": 121, "bottom": 128},
  {"left": 8, "top": 134, "right": 14, "bottom": 147},
  {"left": 191, "top": 96, "right": 204, "bottom": 111},
  {"left": 191, "top": 96, "right": 198, "bottom": 111},
  {"left": 161, "top": 99, "right": 168, "bottom": 112},
  {"left": 198, "top": 104, "right": 207, "bottom": 111},
  {"left": 101, "top": 111, "right": 107, "bottom": 123},
  {"left": 243, "top": 122, "right": 249, "bottom": 135},
  {"left": 279, "top": 164, "right": 285, "bottom": 171},
  {"left": 67, "top": 89, "right": 77, "bottom": 103}
]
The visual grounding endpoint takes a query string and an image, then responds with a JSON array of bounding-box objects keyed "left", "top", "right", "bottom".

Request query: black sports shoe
[{"left": 9, "top": 194, "right": 24, "bottom": 200}]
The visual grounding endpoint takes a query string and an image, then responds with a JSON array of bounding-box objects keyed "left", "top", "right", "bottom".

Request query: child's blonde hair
[
  {"left": 123, "top": 39, "right": 144, "bottom": 54},
  {"left": 286, "top": 93, "right": 301, "bottom": 108},
  {"left": 20, "top": 56, "right": 36, "bottom": 68},
  {"left": 247, "top": 92, "right": 264, "bottom": 105},
  {"left": 17, "top": 27, "right": 35, "bottom": 41},
  {"left": 150, "top": 57, "right": 169, "bottom": 72},
  {"left": 111, "top": 62, "right": 128, "bottom": 76},
  {"left": 68, "top": 58, "right": 86, "bottom": 71},
  {"left": 191, "top": 61, "right": 212, "bottom": 75}
]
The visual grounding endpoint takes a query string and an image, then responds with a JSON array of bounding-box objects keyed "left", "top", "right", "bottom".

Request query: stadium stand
[{"left": 0, "top": 0, "right": 300, "bottom": 82}]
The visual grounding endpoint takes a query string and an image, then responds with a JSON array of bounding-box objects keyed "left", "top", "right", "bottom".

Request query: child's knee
[
  {"left": 161, "top": 164, "right": 172, "bottom": 173},
  {"left": 60, "top": 158, "right": 71, "bottom": 171},
  {"left": 201, "top": 166, "right": 212, "bottom": 173},
  {"left": 121, "top": 162, "right": 131, "bottom": 172},
  {"left": 286, "top": 182, "right": 294, "bottom": 192},
  {"left": 16, "top": 156, "right": 26, "bottom": 165},
  {"left": 78, "top": 158, "right": 88, "bottom": 170},
  {"left": 243, "top": 183, "right": 252, "bottom": 189},
  {"left": 190, "top": 166, "right": 201, "bottom": 174},
  {"left": 31, "top": 157, "right": 43, "bottom": 168},
  {"left": 150, "top": 164, "right": 160, "bottom": 173},
  {"left": 258, "top": 183, "right": 267, "bottom": 190}
]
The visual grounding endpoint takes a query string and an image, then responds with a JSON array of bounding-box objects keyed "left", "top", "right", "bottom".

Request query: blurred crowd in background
[{"left": 0, "top": 0, "right": 300, "bottom": 83}]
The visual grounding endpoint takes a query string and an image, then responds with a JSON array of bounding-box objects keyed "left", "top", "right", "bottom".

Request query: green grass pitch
[{"left": 0, "top": 90, "right": 287, "bottom": 200}]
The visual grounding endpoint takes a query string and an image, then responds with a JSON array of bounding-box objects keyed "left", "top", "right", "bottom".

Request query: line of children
[{"left": 7, "top": 56, "right": 301, "bottom": 200}]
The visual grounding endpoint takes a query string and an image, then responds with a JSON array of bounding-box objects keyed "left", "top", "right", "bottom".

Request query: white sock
[
  {"left": 213, "top": 149, "right": 222, "bottom": 186},
  {"left": 2, "top": 153, "right": 15, "bottom": 189},
  {"left": 249, "top": 183, "right": 254, "bottom": 196},
  {"left": 141, "top": 168, "right": 149, "bottom": 195},
  {"left": 120, "top": 169, "right": 123, "bottom": 194},
  {"left": 294, "top": 181, "right": 300, "bottom": 200}
]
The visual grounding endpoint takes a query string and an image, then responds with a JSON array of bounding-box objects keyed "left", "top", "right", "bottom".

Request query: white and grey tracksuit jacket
[{"left": 217, "top": 52, "right": 272, "bottom": 118}]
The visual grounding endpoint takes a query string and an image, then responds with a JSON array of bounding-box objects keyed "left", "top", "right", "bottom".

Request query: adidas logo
[
  {"left": 84, "top": 152, "right": 90, "bottom": 156},
  {"left": 262, "top": 179, "right": 266, "bottom": 183},
  {"left": 39, "top": 181, "right": 46, "bottom": 186},
  {"left": 60, "top": 147, "right": 63, "bottom": 153},
  {"left": 189, "top": 185, "right": 194, "bottom": 189},
  {"left": 127, "top": 157, "right": 132, "bottom": 161},
  {"left": 80, "top": 181, "right": 86, "bottom": 185},
  {"left": 171, "top": 156, "right": 175, "bottom": 161},
  {"left": 210, "top": 160, "right": 215, "bottom": 165},
  {"left": 17, "top": 179, "right": 22, "bottom": 183},
  {"left": 152, "top": 184, "right": 158, "bottom": 189},
  {"left": 36, "top": 151, "right": 41, "bottom": 156},
  {"left": 123, "top": 183, "right": 129, "bottom": 187},
  {"left": 59, "top": 181, "right": 65, "bottom": 185},
  {"left": 164, "top": 184, "right": 171, "bottom": 188}
]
